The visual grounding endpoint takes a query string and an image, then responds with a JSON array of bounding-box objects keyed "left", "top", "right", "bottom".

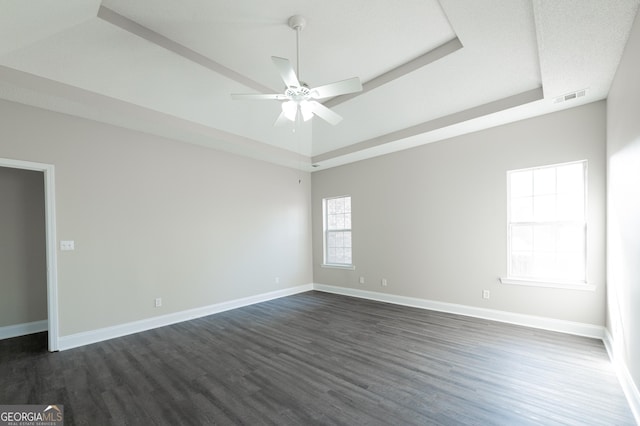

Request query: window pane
[
  {"left": 532, "top": 252, "right": 556, "bottom": 278},
  {"left": 344, "top": 231, "right": 352, "bottom": 248},
  {"left": 328, "top": 215, "right": 337, "bottom": 229},
  {"left": 511, "top": 196, "right": 533, "bottom": 222},
  {"left": 557, "top": 193, "right": 584, "bottom": 221},
  {"left": 510, "top": 170, "right": 532, "bottom": 197},
  {"left": 328, "top": 248, "right": 336, "bottom": 261},
  {"left": 534, "top": 167, "right": 556, "bottom": 195},
  {"left": 557, "top": 224, "right": 585, "bottom": 253},
  {"left": 344, "top": 197, "right": 351, "bottom": 213},
  {"left": 557, "top": 252, "right": 585, "bottom": 281},
  {"left": 511, "top": 225, "right": 532, "bottom": 251},
  {"left": 327, "top": 199, "right": 336, "bottom": 214},
  {"left": 533, "top": 225, "right": 555, "bottom": 253},
  {"left": 334, "top": 198, "right": 344, "bottom": 213},
  {"left": 533, "top": 194, "right": 556, "bottom": 221},
  {"left": 511, "top": 252, "right": 533, "bottom": 277}
]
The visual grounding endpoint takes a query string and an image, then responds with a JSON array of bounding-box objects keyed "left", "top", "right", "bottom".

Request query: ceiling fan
[{"left": 231, "top": 15, "right": 363, "bottom": 126}]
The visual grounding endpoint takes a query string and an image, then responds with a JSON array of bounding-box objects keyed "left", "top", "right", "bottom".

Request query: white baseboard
[
  {"left": 58, "top": 284, "right": 313, "bottom": 351},
  {"left": 0, "top": 320, "right": 48, "bottom": 340},
  {"left": 57, "top": 281, "right": 603, "bottom": 347},
  {"left": 312, "top": 284, "right": 604, "bottom": 339},
  {"left": 53, "top": 282, "right": 638, "bottom": 422},
  {"left": 603, "top": 329, "right": 640, "bottom": 425}
]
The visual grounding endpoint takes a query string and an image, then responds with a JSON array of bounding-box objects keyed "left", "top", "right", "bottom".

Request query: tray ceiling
[{"left": 0, "top": 0, "right": 638, "bottom": 170}]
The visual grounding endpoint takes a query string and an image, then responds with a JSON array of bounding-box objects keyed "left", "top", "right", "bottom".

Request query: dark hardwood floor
[{"left": 0, "top": 291, "right": 635, "bottom": 425}]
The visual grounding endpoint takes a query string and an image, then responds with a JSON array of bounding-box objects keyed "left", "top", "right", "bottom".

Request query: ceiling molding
[
  {"left": 0, "top": 64, "right": 309, "bottom": 169},
  {"left": 323, "top": 37, "right": 463, "bottom": 108},
  {"left": 313, "top": 86, "right": 543, "bottom": 164},
  {"left": 96, "top": 6, "right": 274, "bottom": 94}
]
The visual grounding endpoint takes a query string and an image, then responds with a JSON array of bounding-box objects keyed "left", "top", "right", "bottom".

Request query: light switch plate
[{"left": 60, "top": 240, "right": 75, "bottom": 251}]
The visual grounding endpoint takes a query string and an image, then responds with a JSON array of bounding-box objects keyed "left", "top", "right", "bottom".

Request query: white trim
[
  {"left": 499, "top": 277, "right": 596, "bottom": 291},
  {"left": 0, "top": 157, "right": 59, "bottom": 352},
  {"left": 603, "top": 329, "right": 640, "bottom": 425},
  {"left": 58, "top": 284, "right": 313, "bottom": 351},
  {"left": 313, "top": 284, "right": 604, "bottom": 339},
  {"left": 0, "top": 320, "right": 48, "bottom": 340},
  {"left": 44, "top": 164, "right": 59, "bottom": 351},
  {"left": 321, "top": 264, "right": 356, "bottom": 270}
]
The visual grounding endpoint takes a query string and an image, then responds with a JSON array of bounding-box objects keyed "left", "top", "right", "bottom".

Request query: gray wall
[
  {"left": 313, "top": 101, "right": 606, "bottom": 326},
  {"left": 0, "top": 99, "right": 313, "bottom": 336},
  {"left": 0, "top": 167, "right": 47, "bottom": 327},
  {"left": 606, "top": 7, "right": 640, "bottom": 402}
]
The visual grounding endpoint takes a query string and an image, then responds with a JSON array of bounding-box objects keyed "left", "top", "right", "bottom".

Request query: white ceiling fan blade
[
  {"left": 310, "top": 77, "right": 363, "bottom": 99},
  {"left": 272, "top": 56, "right": 300, "bottom": 88},
  {"left": 307, "top": 101, "right": 343, "bottom": 125},
  {"left": 231, "top": 93, "right": 287, "bottom": 100}
]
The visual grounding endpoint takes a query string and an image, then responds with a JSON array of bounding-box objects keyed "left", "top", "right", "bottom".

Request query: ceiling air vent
[{"left": 554, "top": 89, "right": 587, "bottom": 104}]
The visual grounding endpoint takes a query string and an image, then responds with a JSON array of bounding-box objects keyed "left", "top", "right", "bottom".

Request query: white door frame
[{"left": 0, "top": 157, "right": 59, "bottom": 351}]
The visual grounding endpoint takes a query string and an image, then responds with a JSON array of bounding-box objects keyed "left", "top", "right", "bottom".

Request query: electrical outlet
[
  {"left": 275, "top": 277, "right": 280, "bottom": 284},
  {"left": 359, "top": 276, "right": 365, "bottom": 284},
  {"left": 482, "top": 290, "right": 490, "bottom": 299},
  {"left": 381, "top": 278, "right": 388, "bottom": 287},
  {"left": 155, "top": 298, "right": 162, "bottom": 307}
]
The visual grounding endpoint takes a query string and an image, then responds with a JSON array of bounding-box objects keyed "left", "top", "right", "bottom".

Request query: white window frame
[
  {"left": 322, "top": 195, "right": 355, "bottom": 270},
  {"left": 501, "top": 160, "right": 594, "bottom": 291}
]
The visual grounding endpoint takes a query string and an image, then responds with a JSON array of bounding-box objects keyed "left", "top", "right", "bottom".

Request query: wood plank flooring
[{"left": 0, "top": 291, "right": 635, "bottom": 425}]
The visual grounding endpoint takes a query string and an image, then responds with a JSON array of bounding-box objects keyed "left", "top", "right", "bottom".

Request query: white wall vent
[{"left": 554, "top": 89, "right": 587, "bottom": 104}]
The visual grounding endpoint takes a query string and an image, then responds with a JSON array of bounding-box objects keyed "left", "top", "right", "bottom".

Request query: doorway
[{"left": 0, "top": 158, "right": 59, "bottom": 351}]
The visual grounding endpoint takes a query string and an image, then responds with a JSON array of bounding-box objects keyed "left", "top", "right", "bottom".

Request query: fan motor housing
[
  {"left": 285, "top": 85, "right": 311, "bottom": 102},
  {"left": 288, "top": 15, "right": 307, "bottom": 31}
]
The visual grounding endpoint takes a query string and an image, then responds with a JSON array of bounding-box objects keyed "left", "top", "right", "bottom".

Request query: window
[
  {"left": 506, "top": 161, "right": 587, "bottom": 284},
  {"left": 323, "top": 196, "right": 352, "bottom": 267}
]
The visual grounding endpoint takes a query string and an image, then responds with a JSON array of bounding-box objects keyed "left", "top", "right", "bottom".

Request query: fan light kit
[{"left": 231, "top": 15, "right": 363, "bottom": 126}]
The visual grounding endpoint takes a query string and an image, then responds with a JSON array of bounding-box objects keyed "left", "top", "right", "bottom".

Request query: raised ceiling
[{"left": 0, "top": 0, "right": 638, "bottom": 170}]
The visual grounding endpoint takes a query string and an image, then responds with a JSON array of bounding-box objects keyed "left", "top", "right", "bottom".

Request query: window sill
[
  {"left": 322, "top": 264, "right": 356, "bottom": 271},
  {"left": 499, "top": 277, "right": 595, "bottom": 291}
]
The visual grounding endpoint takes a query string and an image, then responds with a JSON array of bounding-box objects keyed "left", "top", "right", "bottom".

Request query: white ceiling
[{"left": 0, "top": 0, "right": 638, "bottom": 171}]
